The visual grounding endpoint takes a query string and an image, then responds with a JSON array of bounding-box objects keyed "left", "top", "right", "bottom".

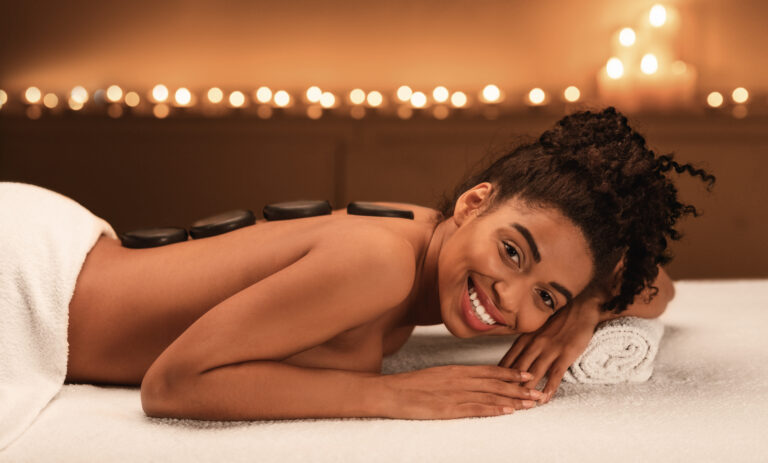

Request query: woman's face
[{"left": 437, "top": 182, "right": 594, "bottom": 337}]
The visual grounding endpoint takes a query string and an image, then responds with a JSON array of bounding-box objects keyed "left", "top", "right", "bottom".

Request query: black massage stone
[
  {"left": 190, "top": 209, "right": 256, "bottom": 239},
  {"left": 347, "top": 201, "right": 414, "bottom": 220},
  {"left": 119, "top": 227, "right": 189, "bottom": 249},
  {"left": 263, "top": 200, "right": 332, "bottom": 221}
]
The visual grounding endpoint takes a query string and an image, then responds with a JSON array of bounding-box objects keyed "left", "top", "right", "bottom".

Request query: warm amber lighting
[
  {"left": 350, "top": 106, "right": 365, "bottom": 119},
  {"left": 125, "top": 91, "right": 140, "bottom": 107},
  {"left": 482, "top": 84, "right": 501, "bottom": 103},
  {"left": 396, "top": 85, "right": 413, "bottom": 102},
  {"left": 563, "top": 86, "right": 580, "bottom": 102},
  {"left": 606, "top": 58, "right": 624, "bottom": 79},
  {"left": 366, "top": 90, "right": 383, "bottom": 107},
  {"left": 306, "top": 86, "right": 322, "bottom": 103},
  {"left": 255, "top": 86, "right": 272, "bottom": 103},
  {"left": 732, "top": 87, "right": 749, "bottom": 104},
  {"left": 0, "top": 89, "right": 7, "bottom": 105},
  {"left": 151, "top": 84, "right": 168, "bottom": 103},
  {"left": 320, "top": 91, "right": 335, "bottom": 108},
  {"left": 274, "top": 90, "right": 291, "bottom": 107},
  {"left": 106, "top": 85, "right": 123, "bottom": 102},
  {"left": 229, "top": 91, "right": 245, "bottom": 107},
  {"left": 306, "top": 105, "right": 323, "bottom": 119},
  {"left": 450, "top": 91, "right": 467, "bottom": 108},
  {"left": 528, "top": 88, "right": 546, "bottom": 105},
  {"left": 432, "top": 86, "right": 449, "bottom": 103},
  {"left": 649, "top": 4, "right": 667, "bottom": 27},
  {"left": 397, "top": 105, "right": 413, "bottom": 119},
  {"left": 706, "top": 92, "right": 723, "bottom": 108},
  {"left": 619, "top": 28, "right": 636, "bottom": 46},
  {"left": 641, "top": 54, "right": 658, "bottom": 74},
  {"left": 153, "top": 103, "right": 170, "bottom": 118},
  {"left": 732, "top": 105, "right": 747, "bottom": 119},
  {"left": 257, "top": 105, "right": 273, "bottom": 119},
  {"left": 432, "top": 105, "right": 449, "bottom": 120},
  {"left": 175, "top": 87, "right": 192, "bottom": 106},
  {"left": 25, "top": 86, "right": 42, "bottom": 104},
  {"left": 349, "top": 88, "right": 366, "bottom": 105},
  {"left": 207, "top": 87, "right": 224, "bottom": 103},
  {"left": 43, "top": 93, "right": 58, "bottom": 108},
  {"left": 410, "top": 91, "right": 427, "bottom": 108},
  {"left": 70, "top": 86, "right": 89, "bottom": 104},
  {"left": 68, "top": 98, "right": 84, "bottom": 110},
  {"left": 671, "top": 61, "right": 687, "bottom": 75}
]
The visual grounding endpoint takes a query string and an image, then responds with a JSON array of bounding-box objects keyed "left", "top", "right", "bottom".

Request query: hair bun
[{"left": 538, "top": 106, "right": 640, "bottom": 153}]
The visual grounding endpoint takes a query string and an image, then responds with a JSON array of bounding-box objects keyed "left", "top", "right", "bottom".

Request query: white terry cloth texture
[
  {"left": 0, "top": 182, "right": 117, "bottom": 451},
  {"left": 2, "top": 279, "right": 766, "bottom": 462},
  {"left": 561, "top": 316, "right": 665, "bottom": 384}
]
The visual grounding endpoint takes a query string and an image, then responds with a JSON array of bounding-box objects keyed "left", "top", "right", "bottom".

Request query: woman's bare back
[{"left": 66, "top": 202, "right": 438, "bottom": 385}]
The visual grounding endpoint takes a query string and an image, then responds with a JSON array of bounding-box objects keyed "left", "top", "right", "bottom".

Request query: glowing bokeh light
[
  {"left": 106, "top": 85, "right": 123, "bottom": 102},
  {"left": 410, "top": 91, "right": 427, "bottom": 108},
  {"left": 307, "top": 105, "right": 323, "bottom": 119},
  {"left": 397, "top": 105, "right": 413, "bottom": 119},
  {"left": 432, "top": 86, "right": 449, "bottom": 103},
  {"left": 396, "top": 85, "right": 413, "bottom": 102},
  {"left": 274, "top": 90, "right": 291, "bottom": 107},
  {"left": 619, "top": 28, "right": 636, "bottom": 46},
  {"left": 68, "top": 98, "right": 84, "bottom": 110},
  {"left": 606, "top": 58, "right": 624, "bottom": 79},
  {"left": 732, "top": 87, "right": 749, "bottom": 103},
  {"left": 528, "top": 88, "right": 546, "bottom": 105},
  {"left": 366, "top": 91, "right": 383, "bottom": 107},
  {"left": 706, "top": 92, "right": 723, "bottom": 108},
  {"left": 25, "top": 86, "right": 42, "bottom": 104},
  {"left": 43, "top": 93, "right": 59, "bottom": 108},
  {"left": 450, "top": 91, "right": 467, "bottom": 108},
  {"left": 70, "top": 86, "right": 89, "bottom": 104},
  {"left": 0, "top": 89, "right": 7, "bottom": 105},
  {"left": 306, "top": 86, "right": 322, "bottom": 103},
  {"left": 349, "top": 88, "right": 366, "bottom": 105},
  {"left": 649, "top": 4, "right": 667, "bottom": 27},
  {"left": 152, "top": 84, "right": 169, "bottom": 102},
  {"left": 432, "top": 105, "right": 449, "bottom": 120},
  {"left": 319, "top": 91, "right": 336, "bottom": 108},
  {"left": 125, "top": 91, "right": 140, "bottom": 107},
  {"left": 153, "top": 103, "right": 170, "bottom": 118},
  {"left": 229, "top": 91, "right": 245, "bottom": 107},
  {"left": 482, "top": 84, "right": 501, "bottom": 103},
  {"left": 563, "top": 86, "right": 581, "bottom": 102},
  {"left": 207, "top": 87, "right": 224, "bottom": 103},
  {"left": 175, "top": 87, "right": 192, "bottom": 106},
  {"left": 255, "top": 86, "right": 272, "bottom": 103},
  {"left": 641, "top": 54, "right": 659, "bottom": 74}
]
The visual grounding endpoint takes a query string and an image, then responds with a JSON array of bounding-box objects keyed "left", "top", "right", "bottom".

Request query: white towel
[
  {"left": 562, "top": 315, "right": 665, "bottom": 384},
  {"left": 0, "top": 181, "right": 117, "bottom": 451}
]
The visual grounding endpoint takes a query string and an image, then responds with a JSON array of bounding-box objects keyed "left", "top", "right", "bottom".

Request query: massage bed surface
[{"left": 2, "top": 279, "right": 766, "bottom": 462}]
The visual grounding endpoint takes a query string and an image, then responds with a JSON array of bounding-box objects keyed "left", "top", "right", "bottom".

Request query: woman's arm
[
  {"left": 141, "top": 228, "right": 415, "bottom": 419},
  {"left": 590, "top": 265, "right": 676, "bottom": 323}
]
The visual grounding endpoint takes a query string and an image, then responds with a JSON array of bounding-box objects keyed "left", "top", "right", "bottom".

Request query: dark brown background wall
[{"left": 1, "top": 111, "right": 766, "bottom": 280}]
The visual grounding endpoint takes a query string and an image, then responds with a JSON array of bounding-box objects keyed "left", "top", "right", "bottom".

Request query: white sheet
[{"left": 2, "top": 279, "right": 766, "bottom": 462}]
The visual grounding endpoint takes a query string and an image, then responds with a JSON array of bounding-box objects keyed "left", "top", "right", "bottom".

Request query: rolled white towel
[{"left": 562, "top": 316, "right": 665, "bottom": 384}]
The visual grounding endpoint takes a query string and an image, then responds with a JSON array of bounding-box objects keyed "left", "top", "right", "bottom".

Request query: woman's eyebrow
[
  {"left": 511, "top": 223, "right": 540, "bottom": 263},
  {"left": 510, "top": 222, "right": 574, "bottom": 305}
]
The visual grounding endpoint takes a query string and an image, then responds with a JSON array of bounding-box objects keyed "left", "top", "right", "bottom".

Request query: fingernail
[
  {"left": 522, "top": 400, "right": 536, "bottom": 408},
  {"left": 529, "top": 390, "right": 544, "bottom": 399},
  {"left": 521, "top": 372, "right": 533, "bottom": 380}
]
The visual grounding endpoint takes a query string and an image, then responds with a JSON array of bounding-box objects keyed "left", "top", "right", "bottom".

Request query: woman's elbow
[{"left": 141, "top": 366, "right": 180, "bottom": 418}]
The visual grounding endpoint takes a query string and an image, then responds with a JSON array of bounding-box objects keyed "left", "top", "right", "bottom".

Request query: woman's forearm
[
  {"left": 141, "top": 361, "right": 388, "bottom": 420},
  {"left": 595, "top": 266, "right": 675, "bottom": 323}
]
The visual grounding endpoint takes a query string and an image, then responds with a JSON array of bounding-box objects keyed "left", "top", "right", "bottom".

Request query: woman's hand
[
  {"left": 374, "top": 365, "right": 547, "bottom": 419},
  {"left": 497, "top": 298, "right": 602, "bottom": 405}
]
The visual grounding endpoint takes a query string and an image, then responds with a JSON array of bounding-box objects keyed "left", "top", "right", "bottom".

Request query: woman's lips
[
  {"left": 468, "top": 276, "right": 508, "bottom": 326},
  {"left": 462, "top": 278, "right": 497, "bottom": 332}
]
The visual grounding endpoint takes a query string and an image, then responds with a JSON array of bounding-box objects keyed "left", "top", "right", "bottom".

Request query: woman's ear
[{"left": 453, "top": 182, "right": 494, "bottom": 226}]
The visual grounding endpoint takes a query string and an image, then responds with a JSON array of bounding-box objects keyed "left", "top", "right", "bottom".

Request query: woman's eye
[
  {"left": 539, "top": 290, "right": 556, "bottom": 310},
  {"left": 502, "top": 242, "right": 520, "bottom": 265}
]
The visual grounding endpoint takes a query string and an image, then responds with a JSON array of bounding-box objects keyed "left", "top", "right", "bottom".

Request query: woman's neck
[{"left": 402, "top": 216, "right": 457, "bottom": 327}]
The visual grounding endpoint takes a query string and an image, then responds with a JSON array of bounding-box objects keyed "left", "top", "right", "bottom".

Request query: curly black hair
[{"left": 435, "top": 106, "right": 716, "bottom": 315}]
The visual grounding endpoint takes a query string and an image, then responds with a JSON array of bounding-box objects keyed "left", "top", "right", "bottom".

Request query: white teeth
[{"left": 468, "top": 286, "right": 496, "bottom": 325}]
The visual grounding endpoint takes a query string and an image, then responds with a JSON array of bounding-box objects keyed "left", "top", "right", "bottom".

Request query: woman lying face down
[{"left": 66, "top": 106, "right": 715, "bottom": 421}]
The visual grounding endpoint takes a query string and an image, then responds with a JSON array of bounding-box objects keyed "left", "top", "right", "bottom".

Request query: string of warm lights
[{"left": 0, "top": 4, "right": 762, "bottom": 121}]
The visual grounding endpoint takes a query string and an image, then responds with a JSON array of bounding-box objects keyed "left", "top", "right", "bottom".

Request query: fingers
[
  {"left": 463, "top": 378, "right": 546, "bottom": 402},
  {"left": 460, "top": 391, "right": 540, "bottom": 412},
  {"left": 521, "top": 350, "right": 560, "bottom": 390},
  {"left": 541, "top": 364, "right": 568, "bottom": 404},
  {"left": 464, "top": 364, "right": 533, "bottom": 383},
  {"left": 497, "top": 334, "right": 529, "bottom": 368}
]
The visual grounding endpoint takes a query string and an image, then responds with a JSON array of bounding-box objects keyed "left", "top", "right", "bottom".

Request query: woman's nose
[{"left": 493, "top": 280, "right": 525, "bottom": 321}]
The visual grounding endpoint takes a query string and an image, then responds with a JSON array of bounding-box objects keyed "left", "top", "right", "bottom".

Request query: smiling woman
[{"left": 59, "top": 106, "right": 716, "bottom": 422}]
